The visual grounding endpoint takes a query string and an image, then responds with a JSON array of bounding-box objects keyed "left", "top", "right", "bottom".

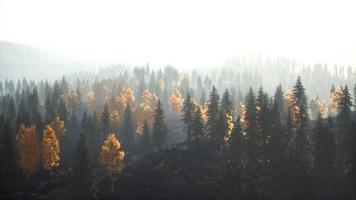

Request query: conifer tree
[
  {"left": 292, "top": 76, "right": 310, "bottom": 167},
  {"left": 100, "top": 104, "right": 111, "bottom": 140},
  {"left": 314, "top": 114, "right": 336, "bottom": 199},
  {"left": 120, "top": 103, "right": 135, "bottom": 150},
  {"left": 192, "top": 107, "right": 205, "bottom": 140},
  {"left": 69, "top": 133, "right": 97, "bottom": 200},
  {"left": 140, "top": 120, "right": 152, "bottom": 154},
  {"left": 152, "top": 99, "right": 168, "bottom": 150},
  {"left": 207, "top": 86, "right": 220, "bottom": 140},
  {"left": 2, "top": 120, "right": 18, "bottom": 179},
  {"left": 182, "top": 93, "right": 194, "bottom": 143}
]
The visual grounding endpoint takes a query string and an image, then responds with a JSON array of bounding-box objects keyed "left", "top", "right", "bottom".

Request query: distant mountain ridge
[{"left": 0, "top": 41, "right": 101, "bottom": 81}]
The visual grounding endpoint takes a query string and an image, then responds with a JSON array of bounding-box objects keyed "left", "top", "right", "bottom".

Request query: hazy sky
[{"left": 1, "top": 0, "right": 355, "bottom": 68}]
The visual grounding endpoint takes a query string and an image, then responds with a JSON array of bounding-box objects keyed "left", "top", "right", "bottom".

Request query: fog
[{"left": 1, "top": 0, "right": 356, "bottom": 70}]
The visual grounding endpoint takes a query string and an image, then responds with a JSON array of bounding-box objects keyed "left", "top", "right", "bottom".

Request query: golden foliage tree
[
  {"left": 168, "top": 88, "right": 184, "bottom": 114},
  {"left": 236, "top": 103, "right": 247, "bottom": 129},
  {"left": 42, "top": 125, "right": 60, "bottom": 170},
  {"left": 331, "top": 86, "right": 343, "bottom": 114},
  {"left": 17, "top": 124, "right": 40, "bottom": 177},
  {"left": 52, "top": 116, "right": 66, "bottom": 140},
  {"left": 134, "top": 103, "right": 154, "bottom": 133},
  {"left": 99, "top": 134, "right": 125, "bottom": 174},
  {"left": 141, "top": 89, "right": 158, "bottom": 108},
  {"left": 114, "top": 88, "right": 135, "bottom": 114}
]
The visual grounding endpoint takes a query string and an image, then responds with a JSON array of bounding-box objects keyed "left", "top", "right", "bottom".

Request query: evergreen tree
[
  {"left": 313, "top": 114, "right": 336, "bottom": 199},
  {"left": 221, "top": 89, "right": 233, "bottom": 115},
  {"left": 1, "top": 120, "right": 18, "bottom": 179},
  {"left": 273, "top": 84, "right": 284, "bottom": 117},
  {"left": 268, "top": 99, "right": 287, "bottom": 199},
  {"left": 192, "top": 107, "right": 204, "bottom": 140},
  {"left": 58, "top": 97, "right": 68, "bottom": 123},
  {"left": 244, "top": 87, "right": 259, "bottom": 198},
  {"left": 152, "top": 99, "right": 168, "bottom": 150},
  {"left": 120, "top": 103, "right": 135, "bottom": 150},
  {"left": 292, "top": 76, "right": 310, "bottom": 167},
  {"left": 140, "top": 120, "right": 152, "bottom": 154},
  {"left": 69, "top": 133, "right": 97, "bottom": 200},
  {"left": 45, "top": 93, "right": 55, "bottom": 124},
  {"left": 182, "top": 93, "right": 194, "bottom": 143},
  {"left": 100, "top": 104, "right": 111, "bottom": 140},
  {"left": 6, "top": 97, "right": 16, "bottom": 126},
  {"left": 207, "top": 86, "right": 220, "bottom": 140}
]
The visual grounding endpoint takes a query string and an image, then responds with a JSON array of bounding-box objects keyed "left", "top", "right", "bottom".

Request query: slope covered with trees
[{"left": 0, "top": 64, "right": 356, "bottom": 199}]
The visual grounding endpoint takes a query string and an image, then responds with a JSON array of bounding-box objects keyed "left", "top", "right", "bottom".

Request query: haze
[{"left": 1, "top": 0, "right": 356, "bottom": 68}]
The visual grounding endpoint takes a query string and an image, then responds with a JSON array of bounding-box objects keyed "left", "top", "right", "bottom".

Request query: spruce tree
[
  {"left": 221, "top": 89, "right": 233, "bottom": 115},
  {"left": 268, "top": 99, "right": 287, "bottom": 199},
  {"left": 182, "top": 93, "right": 194, "bottom": 143},
  {"left": 140, "top": 120, "right": 152, "bottom": 154},
  {"left": 1, "top": 120, "right": 18, "bottom": 179},
  {"left": 100, "top": 104, "right": 111, "bottom": 140},
  {"left": 152, "top": 99, "right": 168, "bottom": 151},
  {"left": 207, "top": 86, "right": 220, "bottom": 140},
  {"left": 69, "top": 133, "right": 97, "bottom": 200},
  {"left": 120, "top": 103, "right": 135, "bottom": 151},
  {"left": 292, "top": 76, "right": 310, "bottom": 167},
  {"left": 192, "top": 107, "right": 204, "bottom": 140},
  {"left": 313, "top": 114, "right": 336, "bottom": 199}
]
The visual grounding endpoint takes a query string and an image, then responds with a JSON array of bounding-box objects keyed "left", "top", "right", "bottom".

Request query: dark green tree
[
  {"left": 152, "top": 99, "right": 168, "bottom": 151},
  {"left": 120, "top": 103, "right": 135, "bottom": 150},
  {"left": 207, "top": 86, "right": 220, "bottom": 140},
  {"left": 192, "top": 107, "right": 205, "bottom": 140},
  {"left": 1, "top": 120, "right": 18, "bottom": 179},
  {"left": 100, "top": 104, "right": 111, "bottom": 140},
  {"left": 182, "top": 93, "right": 194, "bottom": 143},
  {"left": 313, "top": 114, "right": 336, "bottom": 199},
  {"left": 140, "top": 120, "right": 152, "bottom": 154},
  {"left": 69, "top": 133, "right": 97, "bottom": 200}
]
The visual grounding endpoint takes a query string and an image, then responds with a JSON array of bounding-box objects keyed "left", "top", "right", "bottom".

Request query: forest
[{"left": 0, "top": 63, "right": 356, "bottom": 200}]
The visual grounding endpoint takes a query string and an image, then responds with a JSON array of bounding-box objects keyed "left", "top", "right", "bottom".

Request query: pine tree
[
  {"left": 58, "top": 97, "right": 68, "bottom": 123},
  {"left": 221, "top": 89, "right": 233, "bottom": 115},
  {"left": 140, "top": 120, "right": 152, "bottom": 154},
  {"left": 69, "top": 133, "right": 97, "bottom": 200},
  {"left": 100, "top": 104, "right": 111, "bottom": 140},
  {"left": 182, "top": 93, "right": 194, "bottom": 143},
  {"left": 6, "top": 97, "right": 16, "bottom": 126},
  {"left": 120, "top": 103, "right": 135, "bottom": 150},
  {"left": 207, "top": 86, "right": 220, "bottom": 140},
  {"left": 152, "top": 99, "right": 168, "bottom": 150},
  {"left": 292, "top": 76, "right": 310, "bottom": 167},
  {"left": 192, "top": 107, "right": 204, "bottom": 140},
  {"left": 314, "top": 114, "right": 336, "bottom": 199},
  {"left": 268, "top": 99, "right": 287, "bottom": 199},
  {"left": 244, "top": 87, "right": 259, "bottom": 198},
  {"left": 2, "top": 120, "right": 18, "bottom": 179}
]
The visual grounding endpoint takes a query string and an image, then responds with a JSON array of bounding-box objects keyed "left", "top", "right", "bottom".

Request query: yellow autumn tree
[
  {"left": 141, "top": 89, "right": 158, "bottom": 108},
  {"left": 52, "top": 116, "right": 66, "bottom": 140},
  {"left": 224, "top": 113, "right": 235, "bottom": 142},
  {"left": 236, "top": 103, "right": 247, "bottom": 129},
  {"left": 134, "top": 103, "right": 154, "bottom": 133},
  {"left": 17, "top": 124, "right": 40, "bottom": 177},
  {"left": 168, "top": 88, "right": 184, "bottom": 114},
  {"left": 114, "top": 88, "right": 135, "bottom": 114},
  {"left": 42, "top": 125, "right": 60, "bottom": 170},
  {"left": 331, "top": 86, "right": 343, "bottom": 114},
  {"left": 99, "top": 134, "right": 125, "bottom": 174}
]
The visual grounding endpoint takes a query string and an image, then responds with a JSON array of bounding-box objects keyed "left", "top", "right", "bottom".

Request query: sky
[{"left": 0, "top": 0, "right": 356, "bottom": 68}]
